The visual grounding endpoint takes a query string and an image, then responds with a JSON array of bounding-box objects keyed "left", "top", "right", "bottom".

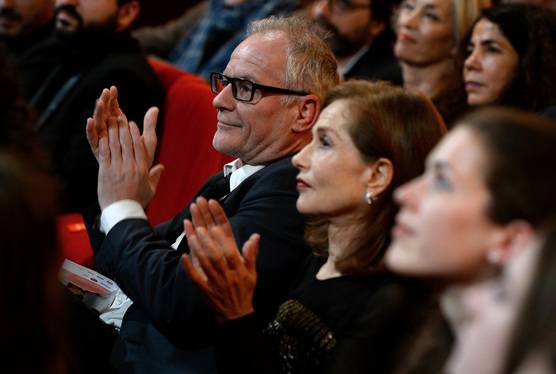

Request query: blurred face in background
[
  {"left": 386, "top": 126, "right": 504, "bottom": 284},
  {"left": 310, "top": 0, "right": 385, "bottom": 58},
  {"left": 54, "top": 0, "right": 120, "bottom": 39},
  {"left": 464, "top": 18, "right": 520, "bottom": 107},
  {"left": 394, "top": 0, "right": 456, "bottom": 66},
  {"left": 0, "top": 0, "right": 55, "bottom": 37}
]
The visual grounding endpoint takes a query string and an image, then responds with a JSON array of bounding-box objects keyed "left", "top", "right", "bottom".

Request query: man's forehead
[{"left": 226, "top": 32, "right": 287, "bottom": 82}]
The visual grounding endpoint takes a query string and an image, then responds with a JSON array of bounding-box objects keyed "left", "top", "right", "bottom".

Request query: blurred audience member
[
  {"left": 499, "top": 218, "right": 556, "bottom": 374},
  {"left": 133, "top": 0, "right": 299, "bottom": 81},
  {"left": 0, "top": 46, "right": 73, "bottom": 374},
  {"left": 394, "top": 0, "right": 490, "bottom": 127},
  {"left": 0, "top": 46, "right": 50, "bottom": 171},
  {"left": 386, "top": 108, "right": 556, "bottom": 374},
  {"left": 181, "top": 80, "right": 447, "bottom": 373},
  {"left": 493, "top": 0, "right": 554, "bottom": 7},
  {"left": 308, "top": 0, "right": 402, "bottom": 83},
  {"left": 0, "top": 151, "right": 77, "bottom": 374},
  {"left": 462, "top": 4, "right": 556, "bottom": 113},
  {"left": 0, "top": 44, "right": 121, "bottom": 374},
  {"left": 31, "top": 0, "right": 164, "bottom": 213},
  {"left": 0, "top": 0, "right": 63, "bottom": 99}
]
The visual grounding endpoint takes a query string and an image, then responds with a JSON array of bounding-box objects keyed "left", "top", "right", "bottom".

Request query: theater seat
[
  {"left": 146, "top": 59, "right": 234, "bottom": 225},
  {"left": 57, "top": 60, "right": 233, "bottom": 269}
]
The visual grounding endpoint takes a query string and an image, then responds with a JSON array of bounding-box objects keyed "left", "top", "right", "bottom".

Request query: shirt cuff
[{"left": 100, "top": 199, "right": 147, "bottom": 234}]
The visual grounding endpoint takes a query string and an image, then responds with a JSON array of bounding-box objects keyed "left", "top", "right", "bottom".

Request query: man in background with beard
[
  {"left": 0, "top": 0, "right": 64, "bottom": 99},
  {"left": 31, "top": 0, "right": 163, "bottom": 213},
  {"left": 308, "top": 0, "right": 402, "bottom": 83}
]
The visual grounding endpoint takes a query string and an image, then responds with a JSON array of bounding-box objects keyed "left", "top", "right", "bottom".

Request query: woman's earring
[
  {"left": 486, "top": 250, "right": 501, "bottom": 265},
  {"left": 365, "top": 192, "right": 373, "bottom": 205}
]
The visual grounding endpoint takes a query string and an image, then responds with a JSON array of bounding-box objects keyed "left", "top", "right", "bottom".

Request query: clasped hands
[
  {"left": 86, "top": 86, "right": 164, "bottom": 210},
  {"left": 181, "top": 197, "right": 260, "bottom": 323}
]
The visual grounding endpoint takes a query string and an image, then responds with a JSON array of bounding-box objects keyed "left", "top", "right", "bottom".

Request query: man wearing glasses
[
  {"left": 309, "top": 0, "right": 402, "bottom": 84},
  {"left": 84, "top": 16, "right": 339, "bottom": 374}
]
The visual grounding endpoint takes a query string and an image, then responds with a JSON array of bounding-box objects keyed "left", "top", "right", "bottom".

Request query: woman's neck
[
  {"left": 440, "top": 278, "right": 499, "bottom": 334},
  {"left": 401, "top": 58, "right": 456, "bottom": 98},
  {"left": 316, "top": 221, "right": 365, "bottom": 280}
]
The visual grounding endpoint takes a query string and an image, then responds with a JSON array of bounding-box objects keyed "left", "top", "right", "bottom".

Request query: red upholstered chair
[
  {"left": 57, "top": 60, "right": 233, "bottom": 269},
  {"left": 145, "top": 59, "right": 234, "bottom": 226}
]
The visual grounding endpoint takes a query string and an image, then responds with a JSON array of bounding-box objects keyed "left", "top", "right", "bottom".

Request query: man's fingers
[
  {"left": 181, "top": 254, "right": 209, "bottom": 288},
  {"left": 184, "top": 222, "right": 222, "bottom": 281},
  {"left": 196, "top": 197, "right": 217, "bottom": 228},
  {"left": 143, "top": 107, "right": 159, "bottom": 166},
  {"left": 118, "top": 116, "right": 135, "bottom": 164},
  {"left": 149, "top": 164, "right": 164, "bottom": 191},
  {"left": 129, "top": 120, "right": 145, "bottom": 164},
  {"left": 190, "top": 202, "right": 208, "bottom": 230},
  {"left": 242, "top": 234, "right": 260, "bottom": 272},
  {"left": 208, "top": 199, "right": 234, "bottom": 236},
  {"left": 108, "top": 86, "right": 124, "bottom": 118},
  {"left": 93, "top": 95, "right": 108, "bottom": 133},
  {"left": 99, "top": 88, "right": 111, "bottom": 123},
  {"left": 107, "top": 116, "right": 122, "bottom": 164},
  {"left": 86, "top": 117, "right": 99, "bottom": 157}
]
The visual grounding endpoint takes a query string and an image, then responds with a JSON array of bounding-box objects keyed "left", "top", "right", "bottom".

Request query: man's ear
[
  {"left": 487, "top": 220, "right": 536, "bottom": 266},
  {"left": 292, "top": 94, "right": 320, "bottom": 133},
  {"left": 116, "top": 1, "right": 141, "bottom": 32},
  {"left": 366, "top": 19, "right": 386, "bottom": 45},
  {"left": 364, "top": 158, "right": 394, "bottom": 196}
]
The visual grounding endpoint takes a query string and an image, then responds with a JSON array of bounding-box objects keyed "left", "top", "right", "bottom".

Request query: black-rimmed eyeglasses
[{"left": 210, "top": 72, "right": 308, "bottom": 103}]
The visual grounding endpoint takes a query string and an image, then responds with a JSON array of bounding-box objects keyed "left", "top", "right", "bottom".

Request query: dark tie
[{"left": 198, "top": 173, "right": 231, "bottom": 203}]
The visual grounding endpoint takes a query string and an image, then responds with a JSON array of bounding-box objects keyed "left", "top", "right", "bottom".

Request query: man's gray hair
[{"left": 247, "top": 16, "right": 339, "bottom": 106}]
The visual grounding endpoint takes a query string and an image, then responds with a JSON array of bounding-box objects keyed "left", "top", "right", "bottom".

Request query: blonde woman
[{"left": 394, "top": 0, "right": 490, "bottom": 126}]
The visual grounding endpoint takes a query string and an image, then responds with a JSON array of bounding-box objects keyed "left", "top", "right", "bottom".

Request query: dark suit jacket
[
  {"left": 32, "top": 31, "right": 164, "bottom": 213},
  {"left": 85, "top": 156, "right": 311, "bottom": 373},
  {"left": 344, "top": 33, "right": 403, "bottom": 86}
]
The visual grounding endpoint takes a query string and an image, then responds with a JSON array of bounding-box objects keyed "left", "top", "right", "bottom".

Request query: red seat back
[{"left": 146, "top": 59, "right": 234, "bottom": 226}]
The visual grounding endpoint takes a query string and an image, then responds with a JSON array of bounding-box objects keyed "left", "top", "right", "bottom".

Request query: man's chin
[{"left": 55, "top": 27, "right": 79, "bottom": 44}]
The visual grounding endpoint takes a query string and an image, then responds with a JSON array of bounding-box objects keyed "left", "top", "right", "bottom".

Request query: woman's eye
[
  {"left": 425, "top": 12, "right": 440, "bottom": 21},
  {"left": 487, "top": 46, "right": 501, "bottom": 54},
  {"left": 401, "top": 0, "right": 414, "bottom": 11},
  {"left": 433, "top": 174, "right": 451, "bottom": 190},
  {"left": 319, "top": 135, "right": 331, "bottom": 147}
]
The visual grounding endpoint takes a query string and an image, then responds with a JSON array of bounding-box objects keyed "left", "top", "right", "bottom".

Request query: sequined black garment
[{"left": 264, "top": 299, "right": 338, "bottom": 373}]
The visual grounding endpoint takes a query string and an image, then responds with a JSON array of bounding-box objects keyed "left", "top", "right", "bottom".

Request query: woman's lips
[
  {"left": 397, "top": 32, "right": 416, "bottom": 43},
  {"left": 296, "top": 177, "right": 310, "bottom": 191},
  {"left": 392, "top": 221, "right": 413, "bottom": 239},
  {"left": 465, "top": 81, "right": 485, "bottom": 92}
]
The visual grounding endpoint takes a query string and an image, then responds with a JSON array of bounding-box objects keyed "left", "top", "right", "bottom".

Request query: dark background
[{"left": 134, "top": 0, "right": 203, "bottom": 29}]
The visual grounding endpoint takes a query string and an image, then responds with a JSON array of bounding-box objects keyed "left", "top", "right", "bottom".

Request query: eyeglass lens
[{"left": 212, "top": 73, "right": 255, "bottom": 102}]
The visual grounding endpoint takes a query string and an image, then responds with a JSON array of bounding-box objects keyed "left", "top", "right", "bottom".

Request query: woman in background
[
  {"left": 394, "top": 0, "right": 490, "bottom": 126},
  {"left": 182, "top": 80, "right": 447, "bottom": 373},
  {"left": 462, "top": 4, "right": 556, "bottom": 113},
  {"left": 386, "top": 108, "right": 556, "bottom": 374}
]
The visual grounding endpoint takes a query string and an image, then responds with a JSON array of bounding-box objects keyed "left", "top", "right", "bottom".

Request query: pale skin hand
[
  {"left": 85, "top": 86, "right": 164, "bottom": 210},
  {"left": 181, "top": 197, "right": 259, "bottom": 323}
]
